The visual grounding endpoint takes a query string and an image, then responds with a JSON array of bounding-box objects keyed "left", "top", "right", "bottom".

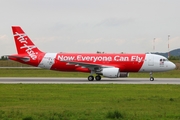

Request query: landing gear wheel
[
  {"left": 95, "top": 75, "right": 101, "bottom": 81},
  {"left": 150, "top": 77, "right": 154, "bottom": 81},
  {"left": 88, "top": 76, "right": 94, "bottom": 81},
  {"left": 149, "top": 72, "right": 154, "bottom": 81}
]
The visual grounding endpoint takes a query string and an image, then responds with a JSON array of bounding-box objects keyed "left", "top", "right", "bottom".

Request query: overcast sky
[{"left": 0, "top": 0, "right": 180, "bottom": 56}]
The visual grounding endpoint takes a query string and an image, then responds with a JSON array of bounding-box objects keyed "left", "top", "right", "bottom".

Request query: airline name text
[{"left": 14, "top": 32, "right": 37, "bottom": 60}]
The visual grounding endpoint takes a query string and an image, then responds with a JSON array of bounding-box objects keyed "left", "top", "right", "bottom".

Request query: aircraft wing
[{"left": 62, "top": 61, "right": 113, "bottom": 71}]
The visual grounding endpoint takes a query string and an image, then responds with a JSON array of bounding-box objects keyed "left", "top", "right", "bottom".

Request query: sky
[{"left": 0, "top": 0, "right": 180, "bottom": 56}]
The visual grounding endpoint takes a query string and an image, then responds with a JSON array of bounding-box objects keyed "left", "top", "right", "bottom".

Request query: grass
[
  {"left": 0, "top": 68, "right": 90, "bottom": 77},
  {"left": 0, "top": 84, "right": 180, "bottom": 120},
  {"left": 0, "top": 60, "right": 31, "bottom": 67}
]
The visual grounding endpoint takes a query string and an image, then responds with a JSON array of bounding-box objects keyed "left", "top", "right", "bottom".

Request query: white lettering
[
  {"left": 138, "top": 57, "right": 143, "bottom": 62},
  {"left": 20, "top": 44, "right": 37, "bottom": 60},
  {"left": 131, "top": 56, "right": 143, "bottom": 62},
  {"left": 114, "top": 56, "right": 119, "bottom": 61},
  {"left": 57, "top": 55, "right": 143, "bottom": 62},
  {"left": 131, "top": 56, "right": 136, "bottom": 61},
  {"left": 14, "top": 32, "right": 38, "bottom": 60},
  {"left": 114, "top": 56, "right": 129, "bottom": 61},
  {"left": 77, "top": 55, "right": 82, "bottom": 61},
  {"left": 58, "top": 55, "right": 75, "bottom": 61},
  {"left": 14, "top": 32, "right": 28, "bottom": 43},
  {"left": 92, "top": 56, "right": 97, "bottom": 62}
]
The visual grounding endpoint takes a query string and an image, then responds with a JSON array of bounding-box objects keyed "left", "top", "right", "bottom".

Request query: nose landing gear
[{"left": 150, "top": 72, "right": 154, "bottom": 81}]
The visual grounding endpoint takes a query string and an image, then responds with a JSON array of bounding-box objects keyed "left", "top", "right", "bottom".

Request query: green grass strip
[{"left": 0, "top": 84, "right": 180, "bottom": 120}]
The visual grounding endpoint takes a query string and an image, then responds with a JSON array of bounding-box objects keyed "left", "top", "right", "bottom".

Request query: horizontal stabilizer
[{"left": 5, "top": 55, "right": 30, "bottom": 62}]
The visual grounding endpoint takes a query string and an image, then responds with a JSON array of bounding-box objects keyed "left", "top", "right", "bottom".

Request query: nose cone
[{"left": 169, "top": 62, "right": 176, "bottom": 70}]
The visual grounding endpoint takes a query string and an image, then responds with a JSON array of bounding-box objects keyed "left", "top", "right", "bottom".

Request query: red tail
[{"left": 12, "top": 26, "right": 43, "bottom": 60}]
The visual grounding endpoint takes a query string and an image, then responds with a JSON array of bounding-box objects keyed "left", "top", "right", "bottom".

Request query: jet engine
[{"left": 99, "top": 68, "right": 129, "bottom": 78}]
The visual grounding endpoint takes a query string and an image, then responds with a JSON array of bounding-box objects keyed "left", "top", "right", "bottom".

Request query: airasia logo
[{"left": 14, "top": 32, "right": 38, "bottom": 60}]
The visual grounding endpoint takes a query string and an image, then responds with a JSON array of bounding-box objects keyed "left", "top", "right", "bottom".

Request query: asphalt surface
[{"left": 0, "top": 77, "right": 180, "bottom": 84}]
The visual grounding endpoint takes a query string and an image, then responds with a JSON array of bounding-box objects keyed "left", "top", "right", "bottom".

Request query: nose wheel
[
  {"left": 149, "top": 72, "right": 154, "bottom": 81},
  {"left": 150, "top": 77, "right": 154, "bottom": 81}
]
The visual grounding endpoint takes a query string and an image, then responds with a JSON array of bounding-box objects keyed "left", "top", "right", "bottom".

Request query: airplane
[{"left": 7, "top": 26, "right": 176, "bottom": 81}]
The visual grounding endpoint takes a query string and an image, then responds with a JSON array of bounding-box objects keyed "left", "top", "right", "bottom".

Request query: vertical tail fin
[{"left": 12, "top": 26, "right": 43, "bottom": 60}]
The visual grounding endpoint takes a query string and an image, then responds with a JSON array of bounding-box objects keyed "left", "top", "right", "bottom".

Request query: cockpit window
[{"left": 160, "top": 58, "right": 168, "bottom": 62}]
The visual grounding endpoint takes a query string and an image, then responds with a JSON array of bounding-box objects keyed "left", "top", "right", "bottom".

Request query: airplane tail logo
[{"left": 12, "top": 26, "right": 43, "bottom": 60}]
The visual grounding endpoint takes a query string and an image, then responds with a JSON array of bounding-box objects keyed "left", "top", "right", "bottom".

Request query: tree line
[
  {"left": 168, "top": 56, "right": 180, "bottom": 60},
  {"left": 0, "top": 56, "right": 8, "bottom": 60}
]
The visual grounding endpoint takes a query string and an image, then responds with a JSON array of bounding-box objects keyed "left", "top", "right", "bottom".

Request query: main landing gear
[
  {"left": 149, "top": 72, "right": 154, "bottom": 81},
  {"left": 88, "top": 75, "right": 101, "bottom": 81}
]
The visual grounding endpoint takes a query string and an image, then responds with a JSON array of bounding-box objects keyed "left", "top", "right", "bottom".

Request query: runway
[{"left": 0, "top": 77, "right": 180, "bottom": 84}]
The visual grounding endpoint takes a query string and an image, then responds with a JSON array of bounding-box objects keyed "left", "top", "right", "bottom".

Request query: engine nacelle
[
  {"left": 101, "top": 68, "right": 120, "bottom": 78},
  {"left": 99, "top": 68, "right": 129, "bottom": 78}
]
